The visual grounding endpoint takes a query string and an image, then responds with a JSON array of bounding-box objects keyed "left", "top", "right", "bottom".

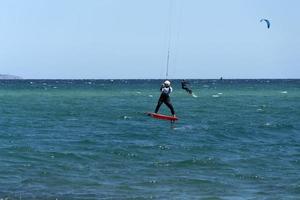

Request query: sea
[{"left": 0, "top": 79, "right": 299, "bottom": 200}]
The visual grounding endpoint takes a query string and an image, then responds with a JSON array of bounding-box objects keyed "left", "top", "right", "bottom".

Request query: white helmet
[{"left": 164, "top": 80, "right": 171, "bottom": 86}]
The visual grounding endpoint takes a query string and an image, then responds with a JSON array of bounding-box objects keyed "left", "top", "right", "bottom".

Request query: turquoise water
[{"left": 0, "top": 79, "right": 299, "bottom": 199}]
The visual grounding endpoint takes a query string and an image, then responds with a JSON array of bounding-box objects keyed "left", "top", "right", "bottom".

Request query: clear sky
[{"left": 0, "top": 0, "right": 299, "bottom": 79}]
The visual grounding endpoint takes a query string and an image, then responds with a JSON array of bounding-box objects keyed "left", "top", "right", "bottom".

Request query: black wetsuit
[
  {"left": 155, "top": 85, "right": 175, "bottom": 115},
  {"left": 181, "top": 80, "right": 192, "bottom": 94}
]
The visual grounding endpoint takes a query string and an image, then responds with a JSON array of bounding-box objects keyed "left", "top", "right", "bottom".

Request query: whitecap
[
  {"left": 148, "top": 95, "right": 153, "bottom": 98},
  {"left": 212, "top": 94, "right": 219, "bottom": 98},
  {"left": 67, "top": 118, "right": 78, "bottom": 121},
  {"left": 265, "top": 122, "right": 271, "bottom": 126},
  {"left": 123, "top": 116, "right": 131, "bottom": 120},
  {"left": 149, "top": 180, "right": 157, "bottom": 184},
  {"left": 281, "top": 91, "right": 287, "bottom": 94},
  {"left": 173, "top": 125, "right": 194, "bottom": 130}
]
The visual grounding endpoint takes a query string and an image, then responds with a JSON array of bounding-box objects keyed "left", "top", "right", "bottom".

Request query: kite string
[{"left": 166, "top": 0, "right": 173, "bottom": 80}]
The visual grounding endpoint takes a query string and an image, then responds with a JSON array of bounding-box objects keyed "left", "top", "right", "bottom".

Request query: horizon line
[{"left": 1, "top": 78, "right": 300, "bottom": 80}]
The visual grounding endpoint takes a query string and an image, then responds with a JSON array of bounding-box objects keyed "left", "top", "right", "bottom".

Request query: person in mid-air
[
  {"left": 155, "top": 80, "right": 175, "bottom": 117},
  {"left": 181, "top": 79, "right": 193, "bottom": 94}
]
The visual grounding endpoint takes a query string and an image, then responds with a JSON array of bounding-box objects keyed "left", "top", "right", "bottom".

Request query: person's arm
[{"left": 160, "top": 83, "right": 165, "bottom": 91}]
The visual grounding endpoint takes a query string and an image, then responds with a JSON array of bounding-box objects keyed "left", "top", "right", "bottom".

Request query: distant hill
[{"left": 0, "top": 74, "right": 22, "bottom": 79}]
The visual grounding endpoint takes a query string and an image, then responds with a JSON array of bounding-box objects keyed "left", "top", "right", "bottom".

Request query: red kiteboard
[{"left": 146, "top": 112, "right": 178, "bottom": 121}]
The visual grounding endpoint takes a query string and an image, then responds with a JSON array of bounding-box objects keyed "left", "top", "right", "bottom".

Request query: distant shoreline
[{"left": 0, "top": 74, "right": 22, "bottom": 79}]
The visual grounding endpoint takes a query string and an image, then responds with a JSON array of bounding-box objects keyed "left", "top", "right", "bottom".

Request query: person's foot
[{"left": 172, "top": 114, "right": 176, "bottom": 117}]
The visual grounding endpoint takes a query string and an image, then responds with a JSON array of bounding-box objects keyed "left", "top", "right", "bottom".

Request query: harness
[{"left": 162, "top": 87, "right": 172, "bottom": 95}]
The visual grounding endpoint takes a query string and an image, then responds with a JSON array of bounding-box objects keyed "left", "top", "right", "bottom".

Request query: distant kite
[{"left": 260, "top": 19, "right": 270, "bottom": 29}]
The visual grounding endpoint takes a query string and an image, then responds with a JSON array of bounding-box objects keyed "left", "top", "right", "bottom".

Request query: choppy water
[{"left": 0, "top": 79, "right": 299, "bottom": 199}]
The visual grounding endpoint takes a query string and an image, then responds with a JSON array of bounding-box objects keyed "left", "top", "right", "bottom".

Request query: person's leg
[
  {"left": 164, "top": 99, "right": 175, "bottom": 115},
  {"left": 155, "top": 100, "right": 163, "bottom": 113},
  {"left": 183, "top": 86, "right": 191, "bottom": 94}
]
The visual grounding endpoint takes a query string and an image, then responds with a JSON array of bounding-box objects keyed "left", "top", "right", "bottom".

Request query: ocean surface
[{"left": 0, "top": 79, "right": 299, "bottom": 200}]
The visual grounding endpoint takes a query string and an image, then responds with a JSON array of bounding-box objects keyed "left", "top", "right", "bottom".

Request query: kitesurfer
[
  {"left": 181, "top": 79, "right": 193, "bottom": 94},
  {"left": 155, "top": 80, "right": 175, "bottom": 117}
]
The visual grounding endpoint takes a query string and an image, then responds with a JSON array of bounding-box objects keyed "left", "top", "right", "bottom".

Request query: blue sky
[{"left": 0, "top": 0, "right": 299, "bottom": 79}]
